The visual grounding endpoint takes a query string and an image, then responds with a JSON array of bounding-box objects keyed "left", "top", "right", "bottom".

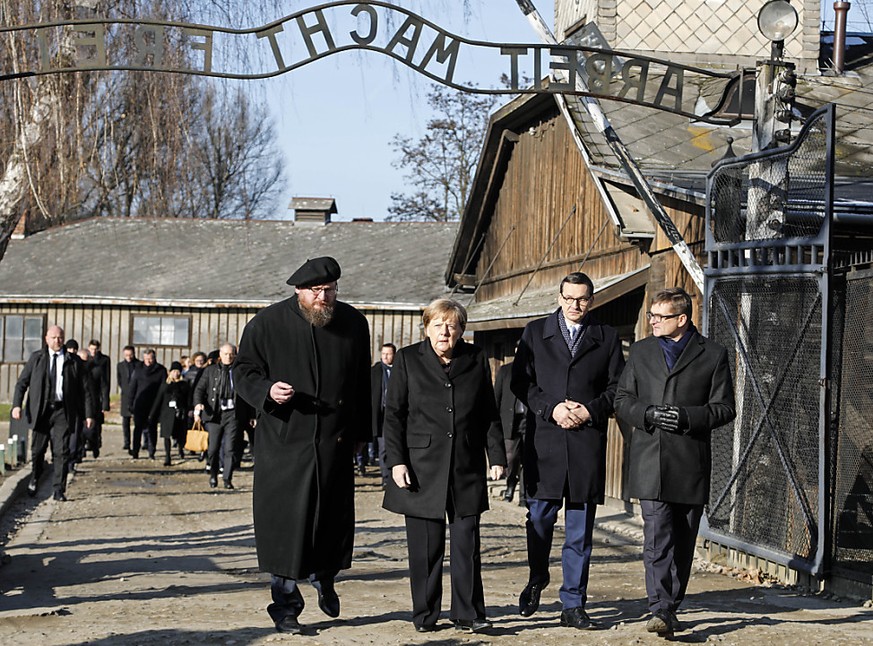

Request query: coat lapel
[{"left": 668, "top": 333, "right": 705, "bottom": 376}]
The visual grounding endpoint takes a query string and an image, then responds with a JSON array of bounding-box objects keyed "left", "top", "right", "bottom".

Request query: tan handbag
[{"left": 184, "top": 418, "right": 209, "bottom": 453}]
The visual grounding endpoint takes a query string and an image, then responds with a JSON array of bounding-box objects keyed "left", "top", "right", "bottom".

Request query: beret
[{"left": 286, "top": 256, "right": 342, "bottom": 287}]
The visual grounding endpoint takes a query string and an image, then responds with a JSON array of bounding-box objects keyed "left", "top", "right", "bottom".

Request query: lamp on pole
[
  {"left": 748, "top": 0, "right": 799, "bottom": 241},
  {"left": 754, "top": 0, "right": 799, "bottom": 152}
]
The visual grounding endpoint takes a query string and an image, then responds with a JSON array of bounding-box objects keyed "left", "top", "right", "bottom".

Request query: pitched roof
[{"left": 0, "top": 218, "right": 458, "bottom": 309}]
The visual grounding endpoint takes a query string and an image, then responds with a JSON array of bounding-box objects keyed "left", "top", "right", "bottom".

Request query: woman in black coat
[
  {"left": 382, "top": 299, "right": 506, "bottom": 634},
  {"left": 149, "top": 361, "right": 190, "bottom": 466}
]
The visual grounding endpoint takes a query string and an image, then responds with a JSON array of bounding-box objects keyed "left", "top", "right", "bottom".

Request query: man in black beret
[{"left": 234, "top": 256, "right": 372, "bottom": 635}]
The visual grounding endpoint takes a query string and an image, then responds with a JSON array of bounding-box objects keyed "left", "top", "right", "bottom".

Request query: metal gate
[
  {"left": 701, "top": 105, "right": 835, "bottom": 576},
  {"left": 830, "top": 265, "right": 873, "bottom": 580}
]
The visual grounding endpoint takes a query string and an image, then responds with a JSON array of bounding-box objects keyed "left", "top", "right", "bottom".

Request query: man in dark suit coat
[
  {"left": 494, "top": 359, "right": 526, "bottom": 503},
  {"left": 370, "top": 342, "right": 395, "bottom": 488},
  {"left": 128, "top": 349, "right": 167, "bottom": 459},
  {"left": 614, "top": 287, "right": 735, "bottom": 637},
  {"left": 12, "top": 325, "right": 95, "bottom": 501},
  {"left": 117, "top": 345, "right": 142, "bottom": 451},
  {"left": 511, "top": 272, "right": 625, "bottom": 630}
]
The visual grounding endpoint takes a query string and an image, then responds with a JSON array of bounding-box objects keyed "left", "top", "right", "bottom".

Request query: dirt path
[{"left": 0, "top": 425, "right": 871, "bottom": 645}]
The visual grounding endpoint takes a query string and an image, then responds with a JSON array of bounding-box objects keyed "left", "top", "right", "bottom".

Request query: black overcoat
[
  {"left": 117, "top": 358, "right": 142, "bottom": 415},
  {"left": 149, "top": 379, "right": 191, "bottom": 440},
  {"left": 494, "top": 362, "right": 521, "bottom": 440},
  {"left": 614, "top": 331, "right": 736, "bottom": 505},
  {"left": 128, "top": 363, "right": 167, "bottom": 418},
  {"left": 382, "top": 340, "right": 506, "bottom": 519},
  {"left": 13, "top": 348, "right": 95, "bottom": 425},
  {"left": 234, "top": 296, "right": 372, "bottom": 580},
  {"left": 511, "top": 310, "right": 625, "bottom": 503}
]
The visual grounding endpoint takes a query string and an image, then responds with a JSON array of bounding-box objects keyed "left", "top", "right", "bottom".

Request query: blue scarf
[{"left": 658, "top": 324, "right": 696, "bottom": 371}]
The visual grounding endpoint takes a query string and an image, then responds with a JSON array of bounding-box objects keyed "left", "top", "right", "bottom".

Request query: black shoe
[
  {"left": 224, "top": 481, "right": 234, "bottom": 490},
  {"left": 275, "top": 616, "right": 302, "bottom": 634},
  {"left": 317, "top": 582, "right": 340, "bottom": 618},
  {"left": 53, "top": 491, "right": 67, "bottom": 502},
  {"left": 519, "top": 579, "right": 547, "bottom": 616},
  {"left": 209, "top": 476, "right": 218, "bottom": 489},
  {"left": 93, "top": 448, "right": 100, "bottom": 459},
  {"left": 560, "top": 606, "right": 594, "bottom": 630},
  {"left": 668, "top": 610, "right": 683, "bottom": 632},
  {"left": 357, "top": 464, "right": 366, "bottom": 476},
  {"left": 503, "top": 485, "right": 515, "bottom": 502},
  {"left": 646, "top": 610, "right": 674, "bottom": 636},
  {"left": 163, "top": 458, "right": 172, "bottom": 467},
  {"left": 414, "top": 623, "right": 437, "bottom": 633},
  {"left": 27, "top": 477, "right": 38, "bottom": 497},
  {"left": 198, "top": 452, "right": 206, "bottom": 462},
  {"left": 454, "top": 618, "right": 492, "bottom": 633}
]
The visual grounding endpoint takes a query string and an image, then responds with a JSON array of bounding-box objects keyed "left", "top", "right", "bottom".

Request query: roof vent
[{"left": 290, "top": 197, "right": 337, "bottom": 224}]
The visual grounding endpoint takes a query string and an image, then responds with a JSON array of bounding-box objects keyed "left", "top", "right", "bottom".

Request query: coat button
[
  {"left": 446, "top": 407, "right": 453, "bottom": 413},
  {"left": 445, "top": 382, "right": 452, "bottom": 388},
  {"left": 447, "top": 432, "right": 454, "bottom": 438},
  {"left": 338, "top": 399, "right": 343, "bottom": 405}
]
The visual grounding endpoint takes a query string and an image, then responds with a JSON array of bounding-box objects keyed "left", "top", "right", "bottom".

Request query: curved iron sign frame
[{"left": 1, "top": 0, "right": 741, "bottom": 124}]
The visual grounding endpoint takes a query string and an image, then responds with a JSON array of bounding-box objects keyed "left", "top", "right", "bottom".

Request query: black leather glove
[{"left": 644, "top": 405, "right": 681, "bottom": 433}]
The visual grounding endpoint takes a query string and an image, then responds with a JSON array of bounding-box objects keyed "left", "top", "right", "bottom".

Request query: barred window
[
  {"left": 1, "top": 315, "right": 44, "bottom": 362},
  {"left": 132, "top": 315, "right": 190, "bottom": 347}
]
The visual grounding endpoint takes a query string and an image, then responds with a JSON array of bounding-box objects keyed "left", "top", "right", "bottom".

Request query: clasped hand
[
  {"left": 552, "top": 400, "right": 590, "bottom": 429},
  {"left": 644, "top": 405, "right": 687, "bottom": 433}
]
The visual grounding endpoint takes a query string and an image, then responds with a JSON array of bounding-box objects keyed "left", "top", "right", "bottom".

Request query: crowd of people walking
[{"left": 9, "top": 254, "right": 736, "bottom": 641}]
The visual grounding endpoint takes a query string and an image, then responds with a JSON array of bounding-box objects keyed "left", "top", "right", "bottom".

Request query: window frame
[
  {"left": 0, "top": 313, "right": 46, "bottom": 363},
  {"left": 129, "top": 314, "right": 192, "bottom": 348}
]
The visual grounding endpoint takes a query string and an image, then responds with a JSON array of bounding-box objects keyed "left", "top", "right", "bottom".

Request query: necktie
[
  {"left": 50, "top": 353, "right": 60, "bottom": 400},
  {"left": 569, "top": 326, "right": 579, "bottom": 343}
]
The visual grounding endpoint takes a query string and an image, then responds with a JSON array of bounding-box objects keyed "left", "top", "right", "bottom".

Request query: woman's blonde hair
[{"left": 422, "top": 298, "right": 467, "bottom": 331}]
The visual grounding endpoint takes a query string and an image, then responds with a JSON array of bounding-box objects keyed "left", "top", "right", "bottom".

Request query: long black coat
[
  {"left": 149, "top": 379, "right": 190, "bottom": 440},
  {"left": 91, "top": 351, "right": 111, "bottom": 411},
  {"left": 382, "top": 340, "right": 506, "bottom": 520},
  {"left": 494, "top": 362, "right": 524, "bottom": 440},
  {"left": 13, "top": 348, "right": 95, "bottom": 426},
  {"left": 234, "top": 296, "right": 372, "bottom": 579},
  {"left": 614, "top": 331, "right": 736, "bottom": 505},
  {"left": 370, "top": 362, "right": 387, "bottom": 439},
  {"left": 511, "top": 310, "right": 624, "bottom": 503},
  {"left": 117, "top": 358, "right": 142, "bottom": 415},
  {"left": 128, "top": 363, "right": 167, "bottom": 418}
]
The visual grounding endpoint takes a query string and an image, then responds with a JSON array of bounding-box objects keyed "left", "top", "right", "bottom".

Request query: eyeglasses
[
  {"left": 646, "top": 311, "right": 681, "bottom": 323},
  {"left": 560, "top": 293, "right": 592, "bottom": 306},
  {"left": 308, "top": 285, "right": 338, "bottom": 297}
]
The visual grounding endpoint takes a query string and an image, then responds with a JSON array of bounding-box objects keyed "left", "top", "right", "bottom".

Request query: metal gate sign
[{"left": 2, "top": 0, "right": 742, "bottom": 124}]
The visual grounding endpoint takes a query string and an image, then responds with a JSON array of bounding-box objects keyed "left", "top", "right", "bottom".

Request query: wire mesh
[
  {"left": 831, "top": 273, "right": 873, "bottom": 575},
  {"left": 709, "top": 110, "right": 830, "bottom": 245},
  {"left": 706, "top": 276, "right": 823, "bottom": 561}
]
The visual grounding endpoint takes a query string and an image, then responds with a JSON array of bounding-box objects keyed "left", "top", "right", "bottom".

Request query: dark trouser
[
  {"left": 31, "top": 407, "right": 72, "bottom": 495},
  {"left": 526, "top": 497, "right": 597, "bottom": 609},
  {"left": 404, "top": 513, "right": 485, "bottom": 628},
  {"left": 132, "top": 414, "right": 156, "bottom": 458},
  {"left": 640, "top": 499, "right": 704, "bottom": 614},
  {"left": 268, "top": 572, "right": 337, "bottom": 622},
  {"left": 504, "top": 435, "right": 524, "bottom": 490},
  {"left": 67, "top": 416, "right": 84, "bottom": 465},
  {"left": 206, "top": 414, "right": 239, "bottom": 483},
  {"left": 121, "top": 414, "right": 132, "bottom": 449},
  {"left": 83, "top": 415, "right": 103, "bottom": 456},
  {"left": 376, "top": 437, "right": 390, "bottom": 487}
]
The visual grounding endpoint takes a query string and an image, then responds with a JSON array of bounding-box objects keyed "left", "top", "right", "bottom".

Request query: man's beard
[{"left": 300, "top": 301, "right": 335, "bottom": 327}]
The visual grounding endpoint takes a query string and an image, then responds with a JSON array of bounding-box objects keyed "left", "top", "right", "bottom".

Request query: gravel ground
[{"left": 0, "top": 424, "right": 871, "bottom": 645}]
